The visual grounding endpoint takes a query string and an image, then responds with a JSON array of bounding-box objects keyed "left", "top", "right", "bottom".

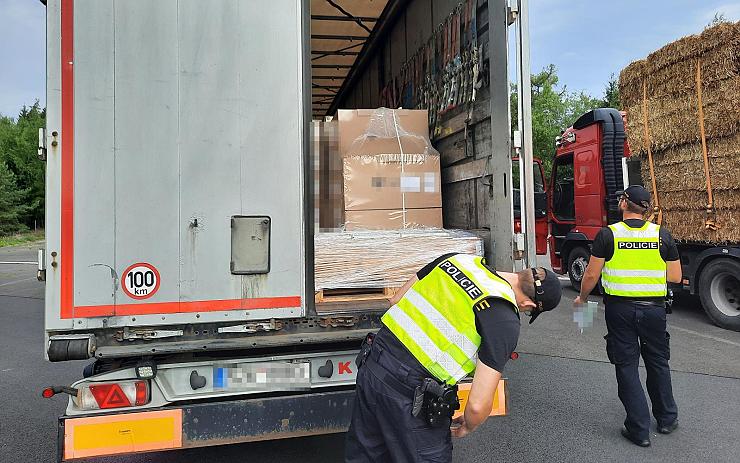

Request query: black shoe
[
  {"left": 621, "top": 427, "right": 651, "bottom": 447},
  {"left": 658, "top": 420, "right": 678, "bottom": 434}
]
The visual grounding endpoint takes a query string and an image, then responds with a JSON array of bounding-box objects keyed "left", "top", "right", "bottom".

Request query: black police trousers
[
  {"left": 604, "top": 298, "right": 678, "bottom": 440},
  {"left": 345, "top": 335, "right": 452, "bottom": 463}
]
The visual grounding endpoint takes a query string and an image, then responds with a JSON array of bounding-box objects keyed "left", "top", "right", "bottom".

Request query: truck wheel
[
  {"left": 698, "top": 259, "right": 740, "bottom": 331},
  {"left": 567, "top": 247, "right": 590, "bottom": 292}
]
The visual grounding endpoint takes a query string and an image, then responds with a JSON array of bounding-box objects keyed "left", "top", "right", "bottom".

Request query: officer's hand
[
  {"left": 450, "top": 416, "right": 470, "bottom": 438},
  {"left": 574, "top": 296, "right": 584, "bottom": 305}
]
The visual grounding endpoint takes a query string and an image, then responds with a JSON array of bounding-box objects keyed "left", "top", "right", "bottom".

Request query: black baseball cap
[
  {"left": 528, "top": 268, "right": 562, "bottom": 324},
  {"left": 616, "top": 185, "right": 651, "bottom": 209}
]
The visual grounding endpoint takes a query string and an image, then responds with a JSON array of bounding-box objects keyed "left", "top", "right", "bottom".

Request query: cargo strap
[
  {"left": 695, "top": 58, "right": 719, "bottom": 231},
  {"left": 391, "top": 109, "right": 408, "bottom": 228},
  {"left": 641, "top": 82, "right": 662, "bottom": 224}
]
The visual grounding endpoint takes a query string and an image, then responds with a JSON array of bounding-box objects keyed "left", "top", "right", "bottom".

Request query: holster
[
  {"left": 665, "top": 289, "right": 674, "bottom": 314},
  {"left": 355, "top": 332, "right": 376, "bottom": 369},
  {"left": 412, "top": 378, "right": 460, "bottom": 427}
]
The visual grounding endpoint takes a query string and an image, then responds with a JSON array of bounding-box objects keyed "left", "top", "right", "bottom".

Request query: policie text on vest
[
  {"left": 439, "top": 261, "right": 483, "bottom": 299},
  {"left": 617, "top": 241, "right": 659, "bottom": 250}
]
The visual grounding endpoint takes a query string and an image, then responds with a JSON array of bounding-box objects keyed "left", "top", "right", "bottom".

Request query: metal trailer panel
[
  {"left": 45, "top": 0, "right": 64, "bottom": 330},
  {"left": 46, "top": 0, "right": 308, "bottom": 334},
  {"left": 113, "top": 0, "right": 181, "bottom": 309},
  {"left": 72, "top": 0, "right": 116, "bottom": 309},
  {"left": 486, "top": 0, "right": 515, "bottom": 270},
  {"left": 236, "top": 0, "right": 306, "bottom": 308},
  {"left": 177, "top": 0, "right": 242, "bottom": 303}
]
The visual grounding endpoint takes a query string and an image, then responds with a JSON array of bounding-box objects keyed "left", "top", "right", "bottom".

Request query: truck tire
[
  {"left": 698, "top": 258, "right": 740, "bottom": 331},
  {"left": 567, "top": 247, "right": 590, "bottom": 292},
  {"left": 567, "top": 246, "right": 604, "bottom": 294}
]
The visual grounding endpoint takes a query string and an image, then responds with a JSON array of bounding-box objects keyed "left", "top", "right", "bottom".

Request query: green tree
[
  {"left": 0, "top": 101, "right": 46, "bottom": 230},
  {"left": 0, "top": 161, "right": 30, "bottom": 235},
  {"left": 601, "top": 73, "right": 620, "bottom": 109},
  {"left": 511, "top": 64, "right": 602, "bottom": 175}
]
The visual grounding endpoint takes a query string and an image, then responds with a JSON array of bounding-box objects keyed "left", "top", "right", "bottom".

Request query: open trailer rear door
[{"left": 44, "top": 0, "right": 310, "bottom": 346}]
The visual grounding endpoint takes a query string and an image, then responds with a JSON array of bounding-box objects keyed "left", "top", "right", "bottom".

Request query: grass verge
[{"left": 0, "top": 230, "right": 45, "bottom": 248}]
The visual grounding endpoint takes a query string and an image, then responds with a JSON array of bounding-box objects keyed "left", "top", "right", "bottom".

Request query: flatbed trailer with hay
[{"left": 548, "top": 21, "right": 740, "bottom": 331}]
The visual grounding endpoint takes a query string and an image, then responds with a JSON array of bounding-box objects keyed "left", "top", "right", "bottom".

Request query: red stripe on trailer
[
  {"left": 73, "top": 296, "right": 302, "bottom": 317},
  {"left": 60, "top": 0, "right": 75, "bottom": 319}
]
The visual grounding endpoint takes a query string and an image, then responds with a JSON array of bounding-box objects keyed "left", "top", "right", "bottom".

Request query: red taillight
[
  {"left": 89, "top": 383, "right": 132, "bottom": 409},
  {"left": 135, "top": 381, "right": 148, "bottom": 406},
  {"left": 79, "top": 381, "right": 149, "bottom": 410},
  {"left": 42, "top": 387, "right": 55, "bottom": 399}
]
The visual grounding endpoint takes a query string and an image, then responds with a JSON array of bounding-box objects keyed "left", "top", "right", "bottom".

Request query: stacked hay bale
[{"left": 619, "top": 21, "right": 740, "bottom": 243}]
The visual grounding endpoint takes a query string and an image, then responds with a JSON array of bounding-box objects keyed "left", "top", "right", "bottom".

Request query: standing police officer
[
  {"left": 345, "top": 252, "right": 562, "bottom": 462},
  {"left": 575, "top": 185, "right": 682, "bottom": 447}
]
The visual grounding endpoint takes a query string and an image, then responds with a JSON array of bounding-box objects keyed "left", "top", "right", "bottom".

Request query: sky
[{"left": 0, "top": 0, "right": 739, "bottom": 117}]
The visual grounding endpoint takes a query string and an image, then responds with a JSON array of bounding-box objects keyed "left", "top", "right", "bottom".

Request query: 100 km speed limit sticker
[{"left": 121, "top": 262, "right": 160, "bottom": 300}]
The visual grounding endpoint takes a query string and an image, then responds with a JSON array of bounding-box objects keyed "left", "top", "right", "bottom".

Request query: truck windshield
[{"left": 512, "top": 162, "right": 545, "bottom": 193}]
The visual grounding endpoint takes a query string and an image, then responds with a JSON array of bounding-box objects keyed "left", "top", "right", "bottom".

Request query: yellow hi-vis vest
[
  {"left": 381, "top": 254, "right": 518, "bottom": 385},
  {"left": 601, "top": 221, "right": 667, "bottom": 298}
]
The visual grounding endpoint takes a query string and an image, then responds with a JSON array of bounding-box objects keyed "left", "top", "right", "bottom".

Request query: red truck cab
[
  {"left": 547, "top": 108, "right": 629, "bottom": 289},
  {"left": 547, "top": 108, "right": 740, "bottom": 331}
]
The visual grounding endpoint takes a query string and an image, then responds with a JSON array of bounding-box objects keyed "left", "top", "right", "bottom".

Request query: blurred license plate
[
  {"left": 453, "top": 379, "right": 508, "bottom": 419},
  {"left": 213, "top": 362, "right": 310, "bottom": 391}
]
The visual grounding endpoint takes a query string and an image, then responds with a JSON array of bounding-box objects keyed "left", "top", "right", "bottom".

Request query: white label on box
[
  {"left": 400, "top": 175, "right": 421, "bottom": 192},
  {"left": 423, "top": 172, "right": 437, "bottom": 192}
]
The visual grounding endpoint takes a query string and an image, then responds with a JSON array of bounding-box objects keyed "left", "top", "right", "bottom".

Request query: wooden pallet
[{"left": 315, "top": 286, "right": 398, "bottom": 304}]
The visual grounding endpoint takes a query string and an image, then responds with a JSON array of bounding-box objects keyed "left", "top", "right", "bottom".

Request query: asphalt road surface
[{"left": 2, "top": 243, "right": 739, "bottom": 462}]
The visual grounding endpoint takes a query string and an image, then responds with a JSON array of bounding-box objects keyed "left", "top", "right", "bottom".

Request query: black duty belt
[
  {"left": 364, "top": 341, "right": 426, "bottom": 396},
  {"left": 358, "top": 332, "right": 460, "bottom": 427}
]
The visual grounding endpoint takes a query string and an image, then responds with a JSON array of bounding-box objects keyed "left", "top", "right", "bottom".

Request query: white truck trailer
[{"left": 41, "top": 0, "right": 531, "bottom": 460}]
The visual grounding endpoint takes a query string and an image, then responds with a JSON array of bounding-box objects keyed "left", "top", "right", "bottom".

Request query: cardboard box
[
  {"left": 345, "top": 208, "right": 443, "bottom": 230},
  {"left": 343, "top": 154, "right": 442, "bottom": 211},
  {"left": 314, "top": 120, "right": 344, "bottom": 229},
  {"left": 337, "top": 109, "right": 430, "bottom": 157}
]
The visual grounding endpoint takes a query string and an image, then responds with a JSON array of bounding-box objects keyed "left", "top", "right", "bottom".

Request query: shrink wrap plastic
[{"left": 314, "top": 229, "right": 483, "bottom": 290}]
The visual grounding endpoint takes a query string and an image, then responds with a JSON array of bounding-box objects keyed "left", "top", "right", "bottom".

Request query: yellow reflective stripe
[
  {"left": 609, "top": 222, "right": 659, "bottom": 239},
  {"left": 404, "top": 288, "right": 479, "bottom": 357},
  {"left": 601, "top": 281, "right": 666, "bottom": 293},
  {"left": 602, "top": 269, "right": 666, "bottom": 278},
  {"left": 602, "top": 275, "right": 665, "bottom": 285},
  {"left": 384, "top": 305, "right": 461, "bottom": 380},
  {"left": 396, "top": 296, "right": 473, "bottom": 374}
]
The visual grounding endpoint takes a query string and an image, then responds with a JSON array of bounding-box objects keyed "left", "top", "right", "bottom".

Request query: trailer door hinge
[
  {"left": 217, "top": 319, "right": 282, "bottom": 334},
  {"left": 116, "top": 327, "right": 184, "bottom": 341},
  {"left": 507, "top": 4, "right": 519, "bottom": 25},
  {"left": 38, "top": 127, "right": 47, "bottom": 161},
  {"left": 37, "top": 249, "right": 46, "bottom": 281},
  {"left": 319, "top": 316, "right": 359, "bottom": 328}
]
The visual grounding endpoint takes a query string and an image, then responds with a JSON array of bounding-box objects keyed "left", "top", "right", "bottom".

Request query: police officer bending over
[
  {"left": 345, "top": 252, "right": 562, "bottom": 463},
  {"left": 575, "top": 185, "right": 682, "bottom": 447}
]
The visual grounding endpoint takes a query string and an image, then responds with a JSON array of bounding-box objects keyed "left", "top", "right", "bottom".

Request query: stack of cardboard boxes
[
  {"left": 313, "top": 108, "right": 483, "bottom": 295},
  {"left": 335, "top": 108, "right": 443, "bottom": 230}
]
